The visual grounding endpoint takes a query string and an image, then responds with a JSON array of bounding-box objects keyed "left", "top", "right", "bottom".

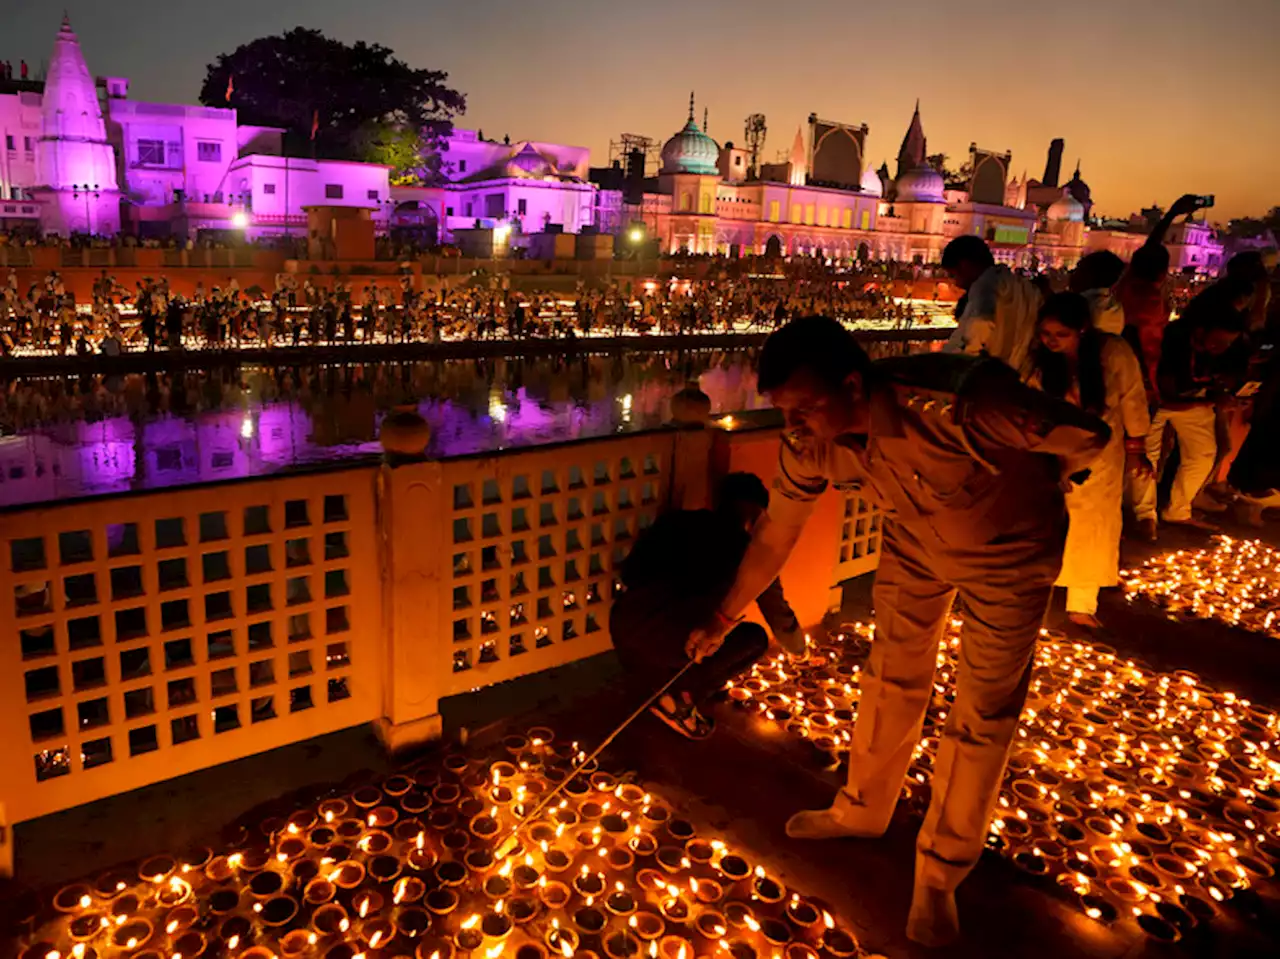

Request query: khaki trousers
[
  {"left": 1131, "top": 406, "right": 1218, "bottom": 523},
  {"left": 832, "top": 521, "right": 1057, "bottom": 892}
]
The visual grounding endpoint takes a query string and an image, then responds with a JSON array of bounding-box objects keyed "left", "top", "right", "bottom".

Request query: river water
[{"left": 0, "top": 340, "right": 929, "bottom": 509}]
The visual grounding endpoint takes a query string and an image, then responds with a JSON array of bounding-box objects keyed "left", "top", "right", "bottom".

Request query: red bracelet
[
  {"left": 712, "top": 608, "right": 738, "bottom": 630},
  {"left": 1124, "top": 437, "right": 1146, "bottom": 453}
]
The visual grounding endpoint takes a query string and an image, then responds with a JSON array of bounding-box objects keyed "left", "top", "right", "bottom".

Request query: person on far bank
[
  {"left": 1131, "top": 278, "right": 1251, "bottom": 536},
  {"left": 940, "top": 235, "right": 1043, "bottom": 375},
  {"left": 1026, "top": 293, "right": 1150, "bottom": 629},
  {"left": 609, "top": 472, "right": 805, "bottom": 740},
  {"left": 687, "top": 317, "right": 1110, "bottom": 947}
]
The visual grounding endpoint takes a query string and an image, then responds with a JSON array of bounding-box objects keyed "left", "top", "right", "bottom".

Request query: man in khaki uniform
[{"left": 688, "top": 317, "right": 1110, "bottom": 947}]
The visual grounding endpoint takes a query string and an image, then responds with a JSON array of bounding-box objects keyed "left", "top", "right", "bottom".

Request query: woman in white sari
[{"left": 1026, "top": 293, "right": 1152, "bottom": 628}]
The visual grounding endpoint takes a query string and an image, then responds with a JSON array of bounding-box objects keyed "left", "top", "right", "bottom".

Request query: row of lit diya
[
  {"left": 727, "top": 623, "right": 1280, "bottom": 944},
  {"left": 1121, "top": 537, "right": 1280, "bottom": 639},
  {"left": 20, "top": 727, "right": 884, "bottom": 959}
]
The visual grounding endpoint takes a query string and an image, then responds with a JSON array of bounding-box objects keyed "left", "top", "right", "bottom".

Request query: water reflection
[{"left": 0, "top": 341, "right": 927, "bottom": 509}]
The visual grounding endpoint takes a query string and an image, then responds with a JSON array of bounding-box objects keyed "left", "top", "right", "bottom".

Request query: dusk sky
[{"left": 7, "top": 1, "right": 1278, "bottom": 221}]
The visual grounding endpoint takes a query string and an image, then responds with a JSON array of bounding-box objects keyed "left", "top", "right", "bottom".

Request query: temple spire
[
  {"left": 703, "top": 108, "right": 708, "bottom": 134},
  {"left": 896, "top": 101, "right": 927, "bottom": 178},
  {"left": 688, "top": 91, "right": 695, "bottom": 123}
]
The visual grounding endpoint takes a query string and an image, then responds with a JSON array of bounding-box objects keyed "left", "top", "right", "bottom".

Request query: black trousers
[{"left": 610, "top": 614, "right": 769, "bottom": 708}]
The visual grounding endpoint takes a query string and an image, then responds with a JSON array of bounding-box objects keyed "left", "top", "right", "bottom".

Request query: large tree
[{"left": 200, "top": 27, "right": 464, "bottom": 179}]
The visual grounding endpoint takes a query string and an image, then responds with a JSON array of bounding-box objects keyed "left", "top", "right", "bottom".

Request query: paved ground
[{"left": 4, "top": 512, "right": 1279, "bottom": 959}]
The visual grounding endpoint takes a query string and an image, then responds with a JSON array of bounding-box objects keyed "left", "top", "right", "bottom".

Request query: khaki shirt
[{"left": 772, "top": 354, "right": 1112, "bottom": 556}]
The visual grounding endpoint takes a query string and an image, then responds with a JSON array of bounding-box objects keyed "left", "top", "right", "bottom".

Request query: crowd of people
[
  {"left": 0, "top": 265, "right": 953, "bottom": 358},
  {"left": 607, "top": 196, "right": 1277, "bottom": 949},
  {"left": 941, "top": 193, "right": 1278, "bottom": 627}
]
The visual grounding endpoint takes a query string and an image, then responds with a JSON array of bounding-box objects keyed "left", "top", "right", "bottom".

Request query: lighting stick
[{"left": 495, "top": 661, "right": 696, "bottom": 859}]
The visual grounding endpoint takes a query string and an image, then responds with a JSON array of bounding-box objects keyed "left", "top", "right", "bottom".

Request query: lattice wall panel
[
  {"left": 1, "top": 469, "right": 381, "bottom": 823},
  {"left": 441, "top": 435, "right": 673, "bottom": 698},
  {"left": 832, "top": 489, "right": 883, "bottom": 585}
]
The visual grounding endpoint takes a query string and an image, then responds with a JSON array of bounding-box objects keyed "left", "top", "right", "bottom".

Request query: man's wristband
[
  {"left": 712, "top": 608, "right": 740, "bottom": 630},
  {"left": 1124, "top": 437, "right": 1146, "bottom": 453}
]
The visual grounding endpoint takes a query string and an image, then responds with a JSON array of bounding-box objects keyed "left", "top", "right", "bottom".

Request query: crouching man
[{"left": 610, "top": 472, "right": 805, "bottom": 740}]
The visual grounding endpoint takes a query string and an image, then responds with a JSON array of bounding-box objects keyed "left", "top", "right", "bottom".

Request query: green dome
[{"left": 660, "top": 117, "right": 720, "bottom": 176}]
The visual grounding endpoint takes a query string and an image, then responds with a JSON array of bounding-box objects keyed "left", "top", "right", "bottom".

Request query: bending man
[{"left": 687, "top": 317, "right": 1110, "bottom": 946}]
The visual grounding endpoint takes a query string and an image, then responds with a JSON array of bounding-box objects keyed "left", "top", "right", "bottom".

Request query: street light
[
  {"left": 231, "top": 210, "right": 249, "bottom": 229},
  {"left": 71, "top": 183, "right": 99, "bottom": 235},
  {"left": 628, "top": 227, "right": 644, "bottom": 245}
]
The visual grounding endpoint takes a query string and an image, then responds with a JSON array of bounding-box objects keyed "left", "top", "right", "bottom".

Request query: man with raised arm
[{"left": 687, "top": 316, "right": 1110, "bottom": 947}]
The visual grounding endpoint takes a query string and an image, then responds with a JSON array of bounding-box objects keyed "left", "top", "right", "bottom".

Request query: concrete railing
[{"left": 0, "top": 423, "right": 882, "bottom": 872}]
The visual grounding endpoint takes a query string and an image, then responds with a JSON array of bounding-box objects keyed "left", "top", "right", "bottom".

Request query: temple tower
[{"left": 35, "top": 15, "right": 121, "bottom": 235}]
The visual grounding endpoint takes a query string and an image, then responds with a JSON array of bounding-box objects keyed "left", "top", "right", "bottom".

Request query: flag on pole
[
  {"left": 225, "top": 74, "right": 234, "bottom": 102},
  {"left": 310, "top": 109, "right": 319, "bottom": 141}
]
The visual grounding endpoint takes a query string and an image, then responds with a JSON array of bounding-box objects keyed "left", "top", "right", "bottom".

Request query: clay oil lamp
[
  {"left": 507, "top": 896, "right": 538, "bottom": 926},
  {"left": 359, "top": 829, "right": 394, "bottom": 856},
  {"left": 261, "top": 895, "right": 299, "bottom": 928},
  {"left": 657, "top": 936, "right": 691, "bottom": 959},
  {"left": 352, "top": 785, "right": 383, "bottom": 810},
  {"left": 305, "top": 877, "right": 337, "bottom": 906},
  {"left": 111, "top": 918, "right": 153, "bottom": 952},
  {"left": 465, "top": 848, "right": 496, "bottom": 875},
  {"left": 602, "top": 932, "right": 640, "bottom": 959},
  {"left": 249, "top": 869, "right": 285, "bottom": 900},
  {"left": 330, "top": 860, "right": 366, "bottom": 891},
  {"left": 361, "top": 916, "right": 396, "bottom": 951},
  {"left": 240, "top": 849, "right": 272, "bottom": 873},
  {"left": 409, "top": 839, "right": 440, "bottom": 873},
  {"left": 138, "top": 855, "right": 176, "bottom": 885},
  {"left": 54, "top": 883, "right": 93, "bottom": 914},
  {"left": 392, "top": 818, "right": 425, "bottom": 845},
  {"left": 279, "top": 929, "right": 315, "bottom": 959},
  {"left": 684, "top": 839, "right": 714, "bottom": 869},
  {"left": 309, "top": 825, "right": 337, "bottom": 849},
  {"left": 577, "top": 799, "right": 605, "bottom": 822},
  {"left": 515, "top": 944, "right": 548, "bottom": 959},
  {"left": 542, "top": 847, "right": 573, "bottom": 875},
  {"left": 484, "top": 873, "right": 514, "bottom": 901},
  {"left": 425, "top": 888, "right": 460, "bottom": 919},
  {"left": 512, "top": 861, "right": 541, "bottom": 891},
  {"left": 628, "top": 830, "right": 657, "bottom": 859},
  {"left": 691, "top": 877, "right": 723, "bottom": 906},
  {"left": 538, "top": 879, "right": 571, "bottom": 911},
  {"left": 205, "top": 856, "right": 236, "bottom": 884},
  {"left": 600, "top": 812, "right": 628, "bottom": 836},
  {"left": 694, "top": 909, "right": 728, "bottom": 942},
  {"left": 69, "top": 913, "right": 106, "bottom": 943},
  {"left": 368, "top": 853, "right": 402, "bottom": 884},
  {"left": 433, "top": 783, "right": 463, "bottom": 807},
  {"left": 603, "top": 845, "right": 635, "bottom": 876},
  {"left": 322, "top": 944, "right": 356, "bottom": 959},
  {"left": 208, "top": 887, "right": 240, "bottom": 916},
  {"left": 723, "top": 940, "right": 758, "bottom": 959},
  {"left": 573, "top": 867, "right": 606, "bottom": 900},
  {"left": 573, "top": 904, "right": 608, "bottom": 938},
  {"left": 417, "top": 939, "right": 456, "bottom": 959},
  {"left": 277, "top": 835, "right": 308, "bottom": 863},
  {"left": 655, "top": 848, "right": 685, "bottom": 875},
  {"left": 546, "top": 922, "right": 579, "bottom": 959},
  {"left": 218, "top": 913, "right": 253, "bottom": 952},
  {"left": 368, "top": 805, "right": 399, "bottom": 830},
  {"left": 319, "top": 798, "right": 349, "bottom": 823},
  {"left": 402, "top": 790, "right": 433, "bottom": 816},
  {"left": 443, "top": 754, "right": 470, "bottom": 776},
  {"left": 784, "top": 943, "right": 819, "bottom": 959},
  {"left": 455, "top": 915, "right": 485, "bottom": 953},
  {"left": 819, "top": 925, "right": 858, "bottom": 959},
  {"left": 784, "top": 895, "right": 822, "bottom": 942},
  {"left": 431, "top": 860, "right": 465, "bottom": 890},
  {"left": 443, "top": 830, "right": 471, "bottom": 855},
  {"left": 352, "top": 890, "right": 385, "bottom": 922},
  {"left": 749, "top": 867, "right": 785, "bottom": 910},
  {"left": 469, "top": 813, "right": 500, "bottom": 842},
  {"left": 312, "top": 902, "right": 349, "bottom": 937},
  {"left": 605, "top": 883, "right": 638, "bottom": 919},
  {"left": 336, "top": 819, "right": 365, "bottom": 842},
  {"left": 657, "top": 894, "right": 690, "bottom": 926},
  {"left": 395, "top": 876, "right": 427, "bottom": 906}
]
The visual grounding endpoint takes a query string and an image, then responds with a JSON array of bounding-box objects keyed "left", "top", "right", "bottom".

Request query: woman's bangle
[{"left": 1124, "top": 437, "right": 1146, "bottom": 453}]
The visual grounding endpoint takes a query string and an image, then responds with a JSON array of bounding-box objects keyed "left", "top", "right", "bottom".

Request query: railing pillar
[{"left": 374, "top": 457, "right": 448, "bottom": 753}]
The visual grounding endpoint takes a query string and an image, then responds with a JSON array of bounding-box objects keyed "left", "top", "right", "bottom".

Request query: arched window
[{"left": 679, "top": 192, "right": 692, "bottom": 212}]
